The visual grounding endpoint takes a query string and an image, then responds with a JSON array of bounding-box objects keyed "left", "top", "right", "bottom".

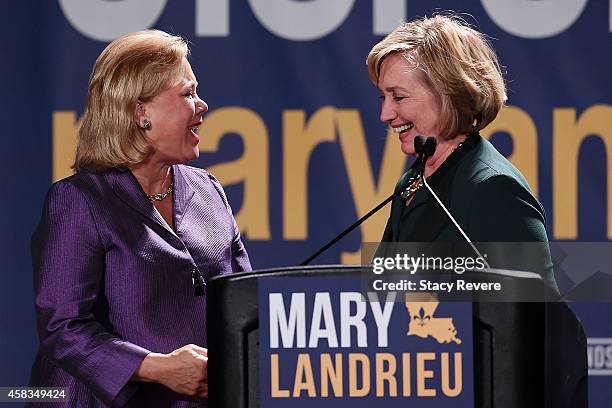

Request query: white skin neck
[
  {"left": 130, "top": 158, "right": 173, "bottom": 196},
  {"left": 422, "top": 134, "right": 468, "bottom": 178}
]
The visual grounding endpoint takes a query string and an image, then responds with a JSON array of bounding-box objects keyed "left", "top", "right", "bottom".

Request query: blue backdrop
[{"left": 1, "top": 0, "right": 610, "bottom": 404}]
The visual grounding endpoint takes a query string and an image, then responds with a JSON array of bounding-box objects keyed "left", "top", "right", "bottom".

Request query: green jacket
[{"left": 380, "top": 133, "right": 557, "bottom": 290}]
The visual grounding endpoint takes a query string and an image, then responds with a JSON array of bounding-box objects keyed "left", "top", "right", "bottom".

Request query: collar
[{"left": 111, "top": 165, "right": 195, "bottom": 237}]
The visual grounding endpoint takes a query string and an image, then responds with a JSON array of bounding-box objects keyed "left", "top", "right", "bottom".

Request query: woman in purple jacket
[{"left": 29, "top": 30, "right": 251, "bottom": 407}]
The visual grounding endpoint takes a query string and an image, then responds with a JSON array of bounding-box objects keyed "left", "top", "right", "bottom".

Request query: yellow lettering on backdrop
[
  {"left": 270, "top": 354, "right": 290, "bottom": 397},
  {"left": 416, "top": 352, "right": 436, "bottom": 397},
  {"left": 55, "top": 105, "right": 610, "bottom": 244},
  {"left": 283, "top": 107, "right": 336, "bottom": 239},
  {"left": 320, "top": 353, "right": 343, "bottom": 397},
  {"left": 481, "top": 106, "right": 539, "bottom": 196},
  {"left": 200, "top": 107, "right": 271, "bottom": 239},
  {"left": 402, "top": 353, "right": 411, "bottom": 396},
  {"left": 335, "top": 110, "right": 407, "bottom": 264},
  {"left": 441, "top": 352, "right": 462, "bottom": 397},
  {"left": 293, "top": 354, "right": 316, "bottom": 397},
  {"left": 52, "top": 111, "right": 80, "bottom": 182},
  {"left": 375, "top": 352, "right": 398, "bottom": 397},
  {"left": 553, "top": 105, "right": 612, "bottom": 239},
  {"left": 348, "top": 353, "right": 371, "bottom": 397}
]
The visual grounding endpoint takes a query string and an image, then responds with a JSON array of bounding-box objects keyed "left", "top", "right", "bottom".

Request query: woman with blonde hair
[
  {"left": 368, "top": 14, "right": 557, "bottom": 290},
  {"left": 29, "top": 29, "right": 250, "bottom": 406}
]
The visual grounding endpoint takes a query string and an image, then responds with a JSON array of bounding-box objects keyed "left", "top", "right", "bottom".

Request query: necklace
[
  {"left": 400, "top": 175, "right": 424, "bottom": 201},
  {"left": 400, "top": 140, "right": 465, "bottom": 204},
  {"left": 147, "top": 183, "right": 173, "bottom": 202}
]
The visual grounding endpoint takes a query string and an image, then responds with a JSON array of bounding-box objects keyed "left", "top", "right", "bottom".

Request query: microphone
[
  {"left": 300, "top": 134, "right": 489, "bottom": 267},
  {"left": 423, "top": 137, "right": 437, "bottom": 157},
  {"left": 418, "top": 137, "right": 490, "bottom": 268},
  {"left": 414, "top": 135, "right": 426, "bottom": 155}
]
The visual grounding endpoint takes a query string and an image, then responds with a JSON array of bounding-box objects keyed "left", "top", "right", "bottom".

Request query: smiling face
[
  {"left": 137, "top": 58, "right": 208, "bottom": 165},
  {"left": 377, "top": 52, "right": 442, "bottom": 156}
]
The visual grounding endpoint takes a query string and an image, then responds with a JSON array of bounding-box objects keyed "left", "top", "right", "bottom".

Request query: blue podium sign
[{"left": 258, "top": 276, "right": 473, "bottom": 407}]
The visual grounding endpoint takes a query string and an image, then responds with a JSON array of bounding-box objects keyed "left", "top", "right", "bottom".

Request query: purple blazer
[{"left": 29, "top": 165, "right": 251, "bottom": 407}]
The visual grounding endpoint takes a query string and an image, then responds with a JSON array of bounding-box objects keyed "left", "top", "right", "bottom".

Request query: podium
[{"left": 207, "top": 265, "right": 587, "bottom": 408}]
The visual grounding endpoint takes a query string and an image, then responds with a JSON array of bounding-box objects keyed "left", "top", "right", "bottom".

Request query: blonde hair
[
  {"left": 74, "top": 30, "right": 189, "bottom": 171},
  {"left": 366, "top": 14, "right": 507, "bottom": 139}
]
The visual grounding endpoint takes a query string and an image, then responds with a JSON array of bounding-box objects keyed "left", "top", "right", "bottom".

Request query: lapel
[
  {"left": 111, "top": 166, "right": 194, "bottom": 240},
  {"left": 172, "top": 165, "right": 196, "bottom": 230},
  {"left": 390, "top": 162, "right": 428, "bottom": 229},
  {"left": 388, "top": 187, "right": 427, "bottom": 241},
  {"left": 398, "top": 186, "right": 428, "bottom": 222}
]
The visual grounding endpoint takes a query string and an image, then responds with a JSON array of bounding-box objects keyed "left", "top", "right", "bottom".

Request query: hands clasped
[{"left": 135, "top": 344, "right": 209, "bottom": 398}]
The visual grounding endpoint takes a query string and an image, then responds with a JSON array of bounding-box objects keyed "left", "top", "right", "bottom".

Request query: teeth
[
  {"left": 191, "top": 127, "right": 199, "bottom": 134},
  {"left": 391, "top": 123, "right": 414, "bottom": 133}
]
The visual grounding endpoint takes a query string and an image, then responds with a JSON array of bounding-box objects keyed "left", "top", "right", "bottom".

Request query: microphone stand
[
  {"left": 300, "top": 139, "right": 427, "bottom": 266},
  {"left": 300, "top": 192, "right": 396, "bottom": 266}
]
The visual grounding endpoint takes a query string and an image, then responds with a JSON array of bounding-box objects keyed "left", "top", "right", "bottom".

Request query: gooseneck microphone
[
  {"left": 417, "top": 137, "right": 490, "bottom": 268},
  {"left": 300, "top": 134, "right": 489, "bottom": 267},
  {"left": 300, "top": 187, "right": 397, "bottom": 266}
]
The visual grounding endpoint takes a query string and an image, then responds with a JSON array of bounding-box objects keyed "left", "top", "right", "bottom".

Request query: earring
[
  {"left": 472, "top": 113, "right": 482, "bottom": 128},
  {"left": 142, "top": 119, "right": 151, "bottom": 129}
]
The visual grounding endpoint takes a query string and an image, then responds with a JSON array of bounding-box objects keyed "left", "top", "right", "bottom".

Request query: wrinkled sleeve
[{"left": 31, "top": 182, "right": 150, "bottom": 406}]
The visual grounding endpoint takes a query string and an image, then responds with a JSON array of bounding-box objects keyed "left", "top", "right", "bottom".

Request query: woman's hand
[{"left": 133, "top": 344, "right": 209, "bottom": 397}]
